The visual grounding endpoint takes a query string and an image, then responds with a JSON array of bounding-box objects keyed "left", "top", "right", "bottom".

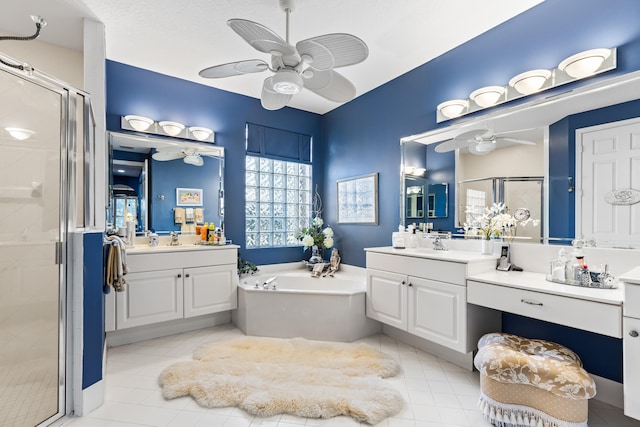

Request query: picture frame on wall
[
  {"left": 337, "top": 173, "right": 378, "bottom": 224},
  {"left": 176, "top": 188, "right": 203, "bottom": 206}
]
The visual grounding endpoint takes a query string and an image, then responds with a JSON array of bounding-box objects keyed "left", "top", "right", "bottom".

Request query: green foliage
[{"left": 237, "top": 255, "right": 258, "bottom": 276}]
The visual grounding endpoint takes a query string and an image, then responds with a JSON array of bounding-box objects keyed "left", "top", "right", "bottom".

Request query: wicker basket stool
[{"left": 474, "top": 333, "right": 596, "bottom": 427}]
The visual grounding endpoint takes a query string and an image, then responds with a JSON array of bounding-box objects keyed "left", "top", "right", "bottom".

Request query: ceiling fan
[
  {"left": 152, "top": 148, "right": 211, "bottom": 166},
  {"left": 198, "top": 0, "right": 369, "bottom": 110},
  {"left": 434, "top": 129, "right": 535, "bottom": 155}
]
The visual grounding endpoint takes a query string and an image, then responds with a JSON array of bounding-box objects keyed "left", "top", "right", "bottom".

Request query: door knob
[{"left": 630, "top": 330, "right": 639, "bottom": 338}]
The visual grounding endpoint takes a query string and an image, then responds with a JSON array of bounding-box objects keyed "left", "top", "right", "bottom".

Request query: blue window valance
[{"left": 246, "top": 123, "right": 311, "bottom": 163}]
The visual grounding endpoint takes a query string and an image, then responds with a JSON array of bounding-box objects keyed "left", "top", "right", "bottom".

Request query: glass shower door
[{"left": 0, "top": 68, "right": 65, "bottom": 425}]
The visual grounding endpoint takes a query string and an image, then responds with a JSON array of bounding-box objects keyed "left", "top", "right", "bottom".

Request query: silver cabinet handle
[
  {"left": 521, "top": 299, "right": 543, "bottom": 306},
  {"left": 630, "top": 330, "right": 639, "bottom": 338}
]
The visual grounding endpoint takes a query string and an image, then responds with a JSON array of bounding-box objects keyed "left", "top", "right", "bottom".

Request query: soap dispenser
[{"left": 408, "top": 228, "right": 419, "bottom": 248}]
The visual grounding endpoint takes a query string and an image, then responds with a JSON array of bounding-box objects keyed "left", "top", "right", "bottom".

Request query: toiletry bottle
[
  {"left": 408, "top": 228, "right": 419, "bottom": 248},
  {"left": 208, "top": 222, "right": 215, "bottom": 242},
  {"left": 201, "top": 222, "right": 208, "bottom": 241},
  {"left": 579, "top": 265, "right": 592, "bottom": 286}
]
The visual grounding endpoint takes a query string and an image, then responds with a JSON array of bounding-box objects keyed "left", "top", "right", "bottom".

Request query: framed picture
[
  {"left": 176, "top": 188, "right": 203, "bottom": 206},
  {"left": 337, "top": 173, "right": 378, "bottom": 224}
]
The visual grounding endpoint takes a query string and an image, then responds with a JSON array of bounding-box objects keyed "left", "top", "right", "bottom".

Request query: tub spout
[{"left": 263, "top": 276, "right": 277, "bottom": 289}]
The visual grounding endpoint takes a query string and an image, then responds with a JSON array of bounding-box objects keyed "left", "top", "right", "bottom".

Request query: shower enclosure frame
[{"left": 0, "top": 53, "right": 96, "bottom": 426}]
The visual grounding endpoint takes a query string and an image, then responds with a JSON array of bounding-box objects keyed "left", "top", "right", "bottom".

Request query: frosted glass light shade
[
  {"left": 437, "top": 99, "right": 468, "bottom": 119},
  {"left": 558, "top": 48, "right": 612, "bottom": 79},
  {"left": 272, "top": 69, "right": 302, "bottom": 94},
  {"left": 124, "top": 115, "right": 154, "bottom": 132},
  {"left": 188, "top": 126, "right": 213, "bottom": 141},
  {"left": 159, "top": 121, "right": 185, "bottom": 136},
  {"left": 509, "top": 69, "right": 552, "bottom": 95},
  {"left": 5, "top": 127, "right": 34, "bottom": 140},
  {"left": 470, "top": 86, "right": 506, "bottom": 107}
]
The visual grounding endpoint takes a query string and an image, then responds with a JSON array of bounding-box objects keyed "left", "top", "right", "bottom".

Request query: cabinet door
[
  {"left": 366, "top": 269, "right": 407, "bottom": 329},
  {"left": 116, "top": 269, "right": 183, "bottom": 329},
  {"left": 184, "top": 264, "right": 238, "bottom": 318},
  {"left": 408, "top": 276, "right": 466, "bottom": 353},
  {"left": 624, "top": 316, "right": 640, "bottom": 421}
]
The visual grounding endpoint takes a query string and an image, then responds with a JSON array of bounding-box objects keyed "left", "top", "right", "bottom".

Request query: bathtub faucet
[{"left": 263, "top": 277, "right": 277, "bottom": 289}]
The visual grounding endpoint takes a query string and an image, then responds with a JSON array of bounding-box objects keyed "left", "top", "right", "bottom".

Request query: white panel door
[
  {"left": 366, "top": 269, "right": 407, "bottom": 329},
  {"left": 408, "top": 276, "right": 466, "bottom": 352},
  {"left": 578, "top": 118, "right": 640, "bottom": 247},
  {"left": 184, "top": 265, "right": 237, "bottom": 318},
  {"left": 116, "top": 269, "right": 184, "bottom": 329},
  {"left": 624, "top": 316, "right": 640, "bottom": 421}
]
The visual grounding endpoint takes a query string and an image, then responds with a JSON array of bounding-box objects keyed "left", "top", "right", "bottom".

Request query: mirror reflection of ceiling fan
[
  {"left": 151, "top": 148, "right": 215, "bottom": 166},
  {"left": 198, "top": 0, "right": 368, "bottom": 110},
  {"left": 434, "top": 128, "right": 535, "bottom": 155}
]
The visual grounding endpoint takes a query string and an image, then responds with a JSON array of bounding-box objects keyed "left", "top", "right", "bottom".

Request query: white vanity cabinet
[
  {"left": 622, "top": 268, "right": 640, "bottom": 421},
  {"left": 366, "top": 249, "right": 500, "bottom": 354},
  {"left": 114, "top": 245, "right": 238, "bottom": 331}
]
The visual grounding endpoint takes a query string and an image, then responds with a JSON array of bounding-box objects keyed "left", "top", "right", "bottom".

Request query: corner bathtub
[{"left": 231, "top": 267, "right": 381, "bottom": 342}]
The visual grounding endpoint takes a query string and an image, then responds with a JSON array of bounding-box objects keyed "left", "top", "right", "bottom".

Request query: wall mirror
[
  {"left": 401, "top": 70, "right": 640, "bottom": 246},
  {"left": 428, "top": 183, "right": 448, "bottom": 218},
  {"left": 108, "top": 131, "right": 224, "bottom": 235},
  {"left": 404, "top": 176, "right": 425, "bottom": 222}
]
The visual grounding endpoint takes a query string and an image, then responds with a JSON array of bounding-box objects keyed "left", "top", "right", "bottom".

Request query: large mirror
[
  {"left": 108, "top": 132, "right": 224, "bottom": 235},
  {"left": 401, "top": 70, "right": 640, "bottom": 246}
]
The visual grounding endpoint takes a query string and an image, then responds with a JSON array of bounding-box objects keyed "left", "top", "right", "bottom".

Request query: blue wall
[{"left": 83, "top": 232, "right": 104, "bottom": 389}]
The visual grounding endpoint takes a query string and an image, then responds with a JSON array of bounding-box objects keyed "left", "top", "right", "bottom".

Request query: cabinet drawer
[
  {"left": 467, "top": 280, "right": 622, "bottom": 338},
  {"left": 128, "top": 248, "right": 236, "bottom": 271},
  {"left": 366, "top": 252, "right": 466, "bottom": 286}
]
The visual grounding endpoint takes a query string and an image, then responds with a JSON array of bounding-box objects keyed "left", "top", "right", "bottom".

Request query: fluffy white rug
[{"left": 159, "top": 336, "right": 403, "bottom": 424}]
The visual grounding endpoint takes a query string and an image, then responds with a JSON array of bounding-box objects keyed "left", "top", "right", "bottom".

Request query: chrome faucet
[
  {"left": 432, "top": 236, "right": 446, "bottom": 251},
  {"left": 169, "top": 231, "right": 180, "bottom": 245}
]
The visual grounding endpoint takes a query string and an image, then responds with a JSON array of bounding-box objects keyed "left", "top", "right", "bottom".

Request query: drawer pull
[
  {"left": 401, "top": 281, "right": 406, "bottom": 286},
  {"left": 185, "top": 273, "right": 190, "bottom": 278},
  {"left": 177, "top": 273, "right": 182, "bottom": 278},
  {"left": 408, "top": 283, "right": 413, "bottom": 287},
  {"left": 521, "top": 299, "right": 543, "bottom": 306},
  {"left": 630, "top": 330, "right": 639, "bottom": 338}
]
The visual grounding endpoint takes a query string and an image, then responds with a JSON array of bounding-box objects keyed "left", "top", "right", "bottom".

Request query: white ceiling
[{"left": 1, "top": 0, "right": 544, "bottom": 114}]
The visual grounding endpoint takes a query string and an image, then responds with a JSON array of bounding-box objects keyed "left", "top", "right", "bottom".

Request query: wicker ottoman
[{"left": 474, "top": 333, "right": 596, "bottom": 427}]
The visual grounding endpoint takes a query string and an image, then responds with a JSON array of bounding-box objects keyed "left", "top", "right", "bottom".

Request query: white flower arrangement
[
  {"left": 297, "top": 187, "right": 335, "bottom": 251},
  {"left": 464, "top": 202, "right": 538, "bottom": 240}
]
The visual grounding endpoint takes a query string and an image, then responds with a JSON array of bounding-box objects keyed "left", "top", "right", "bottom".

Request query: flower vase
[
  {"left": 308, "top": 245, "right": 324, "bottom": 264},
  {"left": 480, "top": 239, "right": 494, "bottom": 255}
]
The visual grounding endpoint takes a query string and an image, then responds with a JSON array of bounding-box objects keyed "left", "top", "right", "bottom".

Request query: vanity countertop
[
  {"left": 127, "top": 243, "right": 239, "bottom": 255},
  {"left": 467, "top": 270, "right": 624, "bottom": 305},
  {"left": 620, "top": 267, "right": 640, "bottom": 285},
  {"left": 365, "top": 246, "right": 498, "bottom": 263}
]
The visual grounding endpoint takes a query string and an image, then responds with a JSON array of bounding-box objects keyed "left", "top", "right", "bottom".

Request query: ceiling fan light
[
  {"left": 473, "top": 140, "right": 496, "bottom": 154},
  {"left": 558, "top": 48, "right": 612, "bottom": 79},
  {"left": 159, "top": 121, "right": 185, "bottom": 136},
  {"left": 470, "top": 86, "right": 506, "bottom": 108},
  {"left": 4, "top": 127, "right": 34, "bottom": 140},
  {"left": 189, "top": 126, "right": 213, "bottom": 141},
  {"left": 124, "top": 115, "right": 154, "bottom": 132},
  {"left": 509, "top": 69, "right": 552, "bottom": 95},
  {"left": 183, "top": 153, "right": 203, "bottom": 166},
  {"left": 437, "top": 99, "right": 468, "bottom": 119},
  {"left": 272, "top": 69, "right": 303, "bottom": 95}
]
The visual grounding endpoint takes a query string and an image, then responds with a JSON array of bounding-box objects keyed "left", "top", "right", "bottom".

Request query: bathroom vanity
[
  {"left": 105, "top": 242, "right": 239, "bottom": 345},
  {"left": 622, "top": 267, "right": 640, "bottom": 420},
  {"left": 365, "top": 246, "right": 501, "bottom": 366}
]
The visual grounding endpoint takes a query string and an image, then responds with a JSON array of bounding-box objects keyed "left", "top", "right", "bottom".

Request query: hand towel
[
  {"left": 174, "top": 207, "right": 185, "bottom": 224},
  {"left": 194, "top": 208, "right": 204, "bottom": 224},
  {"left": 185, "top": 207, "right": 195, "bottom": 223}
]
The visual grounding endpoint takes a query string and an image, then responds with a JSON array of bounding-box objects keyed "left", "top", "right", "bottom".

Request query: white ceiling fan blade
[
  {"left": 228, "top": 19, "right": 296, "bottom": 56},
  {"left": 495, "top": 137, "right": 536, "bottom": 145},
  {"left": 454, "top": 129, "right": 491, "bottom": 142},
  {"left": 152, "top": 150, "right": 185, "bottom": 161},
  {"left": 261, "top": 76, "right": 293, "bottom": 110},
  {"left": 303, "top": 69, "right": 356, "bottom": 102},
  {"left": 199, "top": 59, "right": 268, "bottom": 78},
  {"left": 296, "top": 33, "right": 369, "bottom": 71},
  {"left": 434, "top": 138, "right": 471, "bottom": 153}
]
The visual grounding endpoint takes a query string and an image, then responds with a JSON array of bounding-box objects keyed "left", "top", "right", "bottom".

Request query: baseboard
[
  {"left": 382, "top": 325, "right": 475, "bottom": 371},
  {"left": 79, "top": 380, "right": 104, "bottom": 416},
  {"left": 592, "top": 374, "right": 623, "bottom": 409},
  {"left": 106, "top": 312, "right": 231, "bottom": 347}
]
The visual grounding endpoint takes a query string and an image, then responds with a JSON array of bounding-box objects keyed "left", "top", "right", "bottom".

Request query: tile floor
[{"left": 62, "top": 324, "right": 640, "bottom": 427}]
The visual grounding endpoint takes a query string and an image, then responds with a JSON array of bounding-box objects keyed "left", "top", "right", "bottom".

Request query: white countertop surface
[
  {"left": 620, "top": 266, "right": 640, "bottom": 285},
  {"left": 365, "top": 246, "right": 498, "bottom": 263},
  {"left": 467, "top": 270, "right": 624, "bottom": 305},
  {"left": 127, "top": 243, "right": 239, "bottom": 254}
]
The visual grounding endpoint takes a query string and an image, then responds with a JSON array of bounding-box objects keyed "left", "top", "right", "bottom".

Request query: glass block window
[{"left": 245, "top": 155, "right": 311, "bottom": 248}]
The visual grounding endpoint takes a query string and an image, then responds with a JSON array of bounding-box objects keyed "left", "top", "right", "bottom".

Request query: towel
[
  {"left": 174, "top": 207, "right": 185, "bottom": 224},
  {"left": 194, "top": 208, "right": 204, "bottom": 224},
  {"left": 185, "top": 208, "right": 195, "bottom": 223},
  {"left": 105, "top": 235, "right": 128, "bottom": 292}
]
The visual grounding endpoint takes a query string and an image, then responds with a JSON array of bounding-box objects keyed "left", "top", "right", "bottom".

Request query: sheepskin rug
[{"left": 159, "top": 336, "right": 403, "bottom": 424}]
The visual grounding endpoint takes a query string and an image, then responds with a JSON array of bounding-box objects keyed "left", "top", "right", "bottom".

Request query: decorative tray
[{"left": 545, "top": 274, "right": 618, "bottom": 289}]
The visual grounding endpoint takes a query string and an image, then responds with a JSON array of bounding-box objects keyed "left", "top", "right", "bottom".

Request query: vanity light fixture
[
  {"left": 404, "top": 166, "right": 426, "bottom": 177},
  {"left": 437, "top": 99, "right": 468, "bottom": 119},
  {"left": 4, "top": 127, "right": 34, "bottom": 140},
  {"left": 558, "top": 48, "right": 612, "bottom": 79},
  {"left": 509, "top": 69, "right": 551, "bottom": 95},
  {"left": 159, "top": 121, "right": 185, "bottom": 137},
  {"left": 470, "top": 86, "right": 506, "bottom": 108},
  {"left": 188, "top": 126, "right": 214, "bottom": 141},
  {"left": 124, "top": 115, "right": 154, "bottom": 132},
  {"left": 436, "top": 47, "right": 617, "bottom": 123},
  {"left": 120, "top": 116, "right": 215, "bottom": 143}
]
